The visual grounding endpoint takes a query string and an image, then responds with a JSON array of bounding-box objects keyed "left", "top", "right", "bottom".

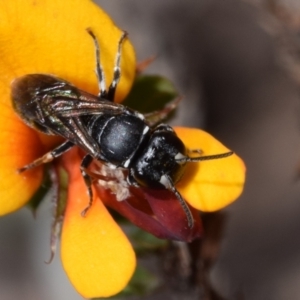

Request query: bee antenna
[
  {"left": 175, "top": 151, "right": 234, "bottom": 163},
  {"left": 163, "top": 175, "right": 194, "bottom": 228}
]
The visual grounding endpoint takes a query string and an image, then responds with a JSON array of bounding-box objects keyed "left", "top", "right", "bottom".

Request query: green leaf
[
  {"left": 120, "top": 265, "right": 160, "bottom": 297},
  {"left": 123, "top": 75, "right": 178, "bottom": 113},
  {"left": 128, "top": 226, "right": 168, "bottom": 254}
]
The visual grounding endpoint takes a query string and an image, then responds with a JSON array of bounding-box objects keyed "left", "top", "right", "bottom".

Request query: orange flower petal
[
  {"left": 61, "top": 149, "right": 136, "bottom": 298},
  {"left": 0, "top": 0, "right": 136, "bottom": 214},
  {"left": 0, "top": 104, "right": 44, "bottom": 215},
  {"left": 175, "top": 127, "right": 246, "bottom": 212},
  {"left": 0, "top": 0, "right": 135, "bottom": 106}
]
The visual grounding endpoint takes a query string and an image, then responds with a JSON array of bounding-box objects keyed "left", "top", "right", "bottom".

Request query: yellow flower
[
  {"left": 175, "top": 127, "right": 245, "bottom": 212},
  {"left": 0, "top": 0, "right": 245, "bottom": 298},
  {"left": 0, "top": 0, "right": 135, "bottom": 298}
]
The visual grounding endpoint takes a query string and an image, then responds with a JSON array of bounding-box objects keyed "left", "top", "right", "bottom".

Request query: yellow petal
[
  {"left": 61, "top": 149, "right": 136, "bottom": 298},
  {"left": 0, "top": 0, "right": 135, "bottom": 106},
  {"left": 0, "top": 0, "right": 136, "bottom": 214},
  {"left": 175, "top": 127, "right": 246, "bottom": 212},
  {"left": 0, "top": 104, "right": 44, "bottom": 215}
]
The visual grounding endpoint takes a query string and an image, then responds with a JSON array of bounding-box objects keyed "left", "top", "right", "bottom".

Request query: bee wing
[
  {"left": 59, "top": 116, "right": 102, "bottom": 156},
  {"left": 11, "top": 74, "right": 130, "bottom": 157},
  {"left": 12, "top": 74, "right": 126, "bottom": 118},
  {"left": 48, "top": 97, "right": 125, "bottom": 118}
]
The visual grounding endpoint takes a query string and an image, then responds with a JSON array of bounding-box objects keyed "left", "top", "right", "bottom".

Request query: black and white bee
[{"left": 11, "top": 29, "right": 233, "bottom": 228}]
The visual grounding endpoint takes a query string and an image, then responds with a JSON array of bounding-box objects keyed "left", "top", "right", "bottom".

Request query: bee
[{"left": 11, "top": 29, "right": 233, "bottom": 228}]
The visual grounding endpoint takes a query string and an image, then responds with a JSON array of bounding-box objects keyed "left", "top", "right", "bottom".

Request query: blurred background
[{"left": 2, "top": 0, "right": 300, "bottom": 299}]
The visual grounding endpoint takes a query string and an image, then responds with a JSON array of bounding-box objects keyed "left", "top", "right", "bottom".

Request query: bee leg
[
  {"left": 107, "top": 31, "right": 128, "bottom": 102},
  {"left": 87, "top": 28, "right": 127, "bottom": 102},
  {"left": 86, "top": 28, "right": 107, "bottom": 98},
  {"left": 144, "top": 97, "right": 182, "bottom": 126},
  {"left": 18, "top": 141, "right": 74, "bottom": 173},
  {"left": 160, "top": 174, "right": 194, "bottom": 228},
  {"left": 80, "top": 154, "right": 94, "bottom": 216}
]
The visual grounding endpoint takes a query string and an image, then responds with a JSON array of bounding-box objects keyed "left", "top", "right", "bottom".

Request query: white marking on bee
[
  {"left": 143, "top": 126, "right": 150, "bottom": 135},
  {"left": 123, "top": 158, "right": 131, "bottom": 168},
  {"left": 159, "top": 175, "right": 172, "bottom": 189},
  {"left": 95, "top": 163, "right": 130, "bottom": 201},
  {"left": 175, "top": 152, "right": 186, "bottom": 164},
  {"left": 136, "top": 112, "right": 144, "bottom": 120}
]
